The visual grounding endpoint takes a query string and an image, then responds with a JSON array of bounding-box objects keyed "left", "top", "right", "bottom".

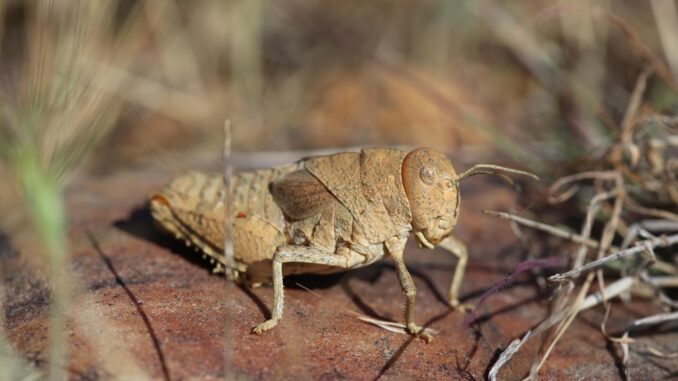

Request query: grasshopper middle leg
[
  {"left": 252, "top": 245, "right": 364, "bottom": 334},
  {"left": 438, "top": 236, "right": 473, "bottom": 311}
]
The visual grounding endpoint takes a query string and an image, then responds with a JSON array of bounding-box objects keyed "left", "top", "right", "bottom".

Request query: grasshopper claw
[
  {"left": 252, "top": 319, "right": 279, "bottom": 334},
  {"left": 418, "top": 331, "right": 433, "bottom": 343},
  {"left": 407, "top": 323, "right": 433, "bottom": 343},
  {"left": 448, "top": 300, "right": 474, "bottom": 312}
]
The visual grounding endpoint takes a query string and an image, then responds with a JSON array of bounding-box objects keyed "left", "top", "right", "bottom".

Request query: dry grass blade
[
  {"left": 221, "top": 120, "right": 235, "bottom": 278},
  {"left": 529, "top": 273, "right": 595, "bottom": 378},
  {"left": 629, "top": 311, "right": 678, "bottom": 328},
  {"left": 485, "top": 212, "right": 678, "bottom": 276},
  {"left": 490, "top": 156, "right": 677, "bottom": 378},
  {"left": 620, "top": 219, "right": 678, "bottom": 249},
  {"left": 573, "top": 190, "right": 617, "bottom": 268},
  {"left": 489, "top": 282, "right": 574, "bottom": 380},
  {"left": 293, "top": 281, "right": 438, "bottom": 338},
  {"left": 607, "top": 311, "right": 678, "bottom": 378},
  {"left": 650, "top": 0, "right": 678, "bottom": 80},
  {"left": 549, "top": 234, "right": 678, "bottom": 282},
  {"left": 644, "top": 276, "right": 678, "bottom": 288},
  {"left": 531, "top": 174, "right": 625, "bottom": 376},
  {"left": 353, "top": 315, "right": 438, "bottom": 336},
  {"left": 483, "top": 210, "right": 601, "bottom": 248},
  {"left": 578, "top": 276, "right": 635, "bottom": 311},
  {"left": 620, "top": 67, "right": 653, "bottom": 143},
  {"left": 488, "top": 330, "right": 532, "bottom": 381},
  {"left": 624, "top": 195, "right": 678, "bottom": 221},
  {"left": 643, "top": 346, "right": 678, "bottom": 359},
  {"left": 548, "top": 171, "right": 619, "bottom": 203},
  {"left": 600, "top": 9, "right": 678, "bottom": 90},
  {"left": 642, "top": 272, "right": 678, "bottom": 308}
]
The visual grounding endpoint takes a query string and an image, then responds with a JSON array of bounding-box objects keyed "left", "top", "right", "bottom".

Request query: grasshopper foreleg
[
  {"left": 438, "top": 236, "right": 473, "bottom": 311},
  {"left": 386, "top": 237, "right": 432, "bottom": 342},
  {"left": 252, "top": 245, "right": 364, "bottom": 334}
]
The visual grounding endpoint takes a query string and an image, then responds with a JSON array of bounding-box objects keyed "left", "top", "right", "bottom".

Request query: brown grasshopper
[{"left": 149, "top": 147, "right": 537, "bottom": 341}]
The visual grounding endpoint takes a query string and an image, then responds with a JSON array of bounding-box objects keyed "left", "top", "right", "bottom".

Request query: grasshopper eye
[{"left": 419, "top": 167, "right": 435, "bottom": 185}]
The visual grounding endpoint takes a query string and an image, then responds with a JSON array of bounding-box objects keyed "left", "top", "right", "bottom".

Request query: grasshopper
[{"left": 150, "top": 147, "right": 537, "bottom": 341}]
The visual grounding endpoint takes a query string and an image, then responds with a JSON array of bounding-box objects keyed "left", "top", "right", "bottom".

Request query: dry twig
[{"left": 549, "top": 234, "right": 678, "bottom": 282}]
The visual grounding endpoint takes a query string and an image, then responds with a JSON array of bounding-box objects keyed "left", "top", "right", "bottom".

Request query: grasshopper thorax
[{"left": 402, "top": 148, "right": 460, "bottom": 246}]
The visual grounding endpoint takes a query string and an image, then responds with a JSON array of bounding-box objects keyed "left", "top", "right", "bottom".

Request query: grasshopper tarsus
[
  {"left": 252, "top": 319, "right": 279, "bottom": 335},
  {"left": 407, "top": 323, "right": 433, "bottom": 343}
]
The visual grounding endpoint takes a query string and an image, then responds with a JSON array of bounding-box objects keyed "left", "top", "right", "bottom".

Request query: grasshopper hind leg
[{"left": 252, "top": 245, "right": 363, "bottom": 334}]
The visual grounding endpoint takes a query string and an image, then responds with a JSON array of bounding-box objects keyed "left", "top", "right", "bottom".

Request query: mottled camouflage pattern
[{"left": 150, "top": 148, "right": 423, "bottom": 284}]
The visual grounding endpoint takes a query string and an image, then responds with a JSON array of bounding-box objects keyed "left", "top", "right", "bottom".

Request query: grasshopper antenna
[{"left": 455, "top": 164, "right": 539, "bottom": 185}]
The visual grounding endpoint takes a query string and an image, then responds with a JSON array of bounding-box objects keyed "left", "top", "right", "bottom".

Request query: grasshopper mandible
[{"left": 149, "top": 147, "right": 537, "bottom": 341}]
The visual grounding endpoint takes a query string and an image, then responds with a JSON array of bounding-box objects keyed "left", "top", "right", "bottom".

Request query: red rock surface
[{"left": 2, "top": 160, "right": 677, "bottom": 380}]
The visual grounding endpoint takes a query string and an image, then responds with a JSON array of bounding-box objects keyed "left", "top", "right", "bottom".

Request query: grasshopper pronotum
[{"left": 150, "top": 147, "right": 537, "bottom": 341}]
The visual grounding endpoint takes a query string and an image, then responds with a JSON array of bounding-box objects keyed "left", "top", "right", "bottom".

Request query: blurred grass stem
[
  {"left": 14, "top": 146, "right": 70, "bottom": 381},
  {"left": 230, "top": 0, "right": 265, "bottom": 130},
  {"left": 651, "top": 0, "right": 678, "bottom": 81}
]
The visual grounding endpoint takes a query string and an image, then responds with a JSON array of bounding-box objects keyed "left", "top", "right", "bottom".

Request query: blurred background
[
  {"left": 1, "top": 0, "right": 673, "bottom": 234},
  {"left": 1, "top": 0, "right": 677, "bottom": 182},
  {"left": 0, "top": 0, "right": 677, "bottom": 379}
]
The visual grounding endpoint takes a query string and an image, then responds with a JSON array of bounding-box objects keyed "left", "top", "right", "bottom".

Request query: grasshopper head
[
  {"left": 402, "top": 148, "right": 460, "bottom": 247},
  {"left": 403, "top": 149, "right": 540, "bottom": 248}
]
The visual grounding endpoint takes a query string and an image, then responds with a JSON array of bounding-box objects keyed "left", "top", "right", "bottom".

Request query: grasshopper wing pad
[
  {"left": 270, "top": 169, "right": 336, "bottom": 220},
  {"left": 360, "top": 148, "right": 411, "bottom": 230},
  {"left": 305, "top": 152, "right": 397, "bottom": 243}
]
